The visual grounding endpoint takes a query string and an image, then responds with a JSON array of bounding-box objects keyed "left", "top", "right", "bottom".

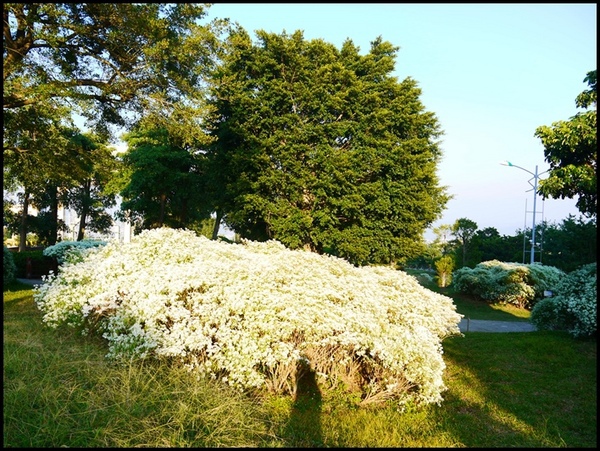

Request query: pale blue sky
[{"left": 204, "top": 3, "right": 597, "bottom": 239}]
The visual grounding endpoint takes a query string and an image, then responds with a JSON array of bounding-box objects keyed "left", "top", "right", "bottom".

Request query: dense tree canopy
[
  {"left": 3, "top": 3, "right": 224, "bottom": 249},
  {"left": 3, "top": 3, "right": 222, "bottom": 139},
  {"left": 538, "top": 215, "right": 597, "bottom": 272},
  {"left": 3, "top": 102, "right": 76, "bottom": 249},
  {"left": 411, "top": 215, "right": 596, "bottom": 272},
  {"left": 535, "top": 70, "right": 597, "bottom": 219},
  {"left": 205, "top": 28, "right": 449, "bottom": 266},
  {"left": 119, "top": 126, "right": 211, "bottom": 230}
]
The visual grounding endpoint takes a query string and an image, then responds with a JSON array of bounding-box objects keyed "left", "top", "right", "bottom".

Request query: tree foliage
[
  {"left": 537, "top": 215, "right": 597, "bottom": 272},
  {"left": 3, "top": 3, "right": 223, "bottom": 139},
  {"left": 451, "top": 218, "right": 478, "bottom": 268},
  {"left": 61, "top": 132, "right": 120, "bottom": 240},
  {"left": 4, "top": 3, "right": 225, "bottom": 248},
  {"left": 3, "top": 102, "right": 76, "bottom": 249},
  {"left": 468, "top": 227, "right": 524, "bottom": 266},
  {"left": 205, "top": 28, "right": 449, "bottom": 266},
  {"left": 535, "top": 70, "right": 597, "bottom": 218},
  {"left": 119, "top": 126, "right": 212, "bottom": 230},
  {"left": 416, "top": 215, "right": 596, "bottom": 273}
]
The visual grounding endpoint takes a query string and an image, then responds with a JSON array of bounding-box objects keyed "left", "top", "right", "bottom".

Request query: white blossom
[{"left": 34, "top": 227, "right": 463, "bottom": 406}]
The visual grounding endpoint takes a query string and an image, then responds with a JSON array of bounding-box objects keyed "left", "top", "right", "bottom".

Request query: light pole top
[
  {"left": 499, "top": 160, "right": 536, "bottom": 176},
  {"left": 500, "top": 160, "right": 541, "bottom": 264}
]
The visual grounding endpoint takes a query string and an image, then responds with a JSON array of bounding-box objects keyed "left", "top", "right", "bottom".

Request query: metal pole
[
  {"left": 540, "top": 200, "right": 545, "bottom": 264},
  {"left": 530, "top": 165, "right": 538, "bottom": 264},
  {"left": 522, "top": 198, "right": 527, "bottom": 264}
]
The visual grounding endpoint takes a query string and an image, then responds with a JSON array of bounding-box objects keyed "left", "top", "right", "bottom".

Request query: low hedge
[
  {"left": 10, "top": 249, "right": 58, "bottom": 278},
  {"left": 3, "top": 245, "right": 18, "bottom": 284}
]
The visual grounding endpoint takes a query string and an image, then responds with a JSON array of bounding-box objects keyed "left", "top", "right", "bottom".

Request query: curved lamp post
[{"left": 500, "top": 161, "right": 547, "bottom": 264}]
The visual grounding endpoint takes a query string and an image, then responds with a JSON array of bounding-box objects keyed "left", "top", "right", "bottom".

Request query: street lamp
[{"left": 500, "top": 161, "right": 546, "bottom": 264}]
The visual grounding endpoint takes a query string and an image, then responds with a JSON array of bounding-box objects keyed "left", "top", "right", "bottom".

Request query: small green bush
[
  {"left": 527, "top": 298, "right": 566, "bottom": 331},
  {"left": 531, "top": 263, "right": 597, "bottom": 338},
  {"left": 3, "top": 245, "right": 17, "bottom": 284},
  {"left": 434, "top": 255, "right": 454, "bottom": 288}
]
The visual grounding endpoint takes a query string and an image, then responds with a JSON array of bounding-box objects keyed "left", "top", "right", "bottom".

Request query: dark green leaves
[{"left": 206, "top": 30, "right": 449, "bottom": 266}]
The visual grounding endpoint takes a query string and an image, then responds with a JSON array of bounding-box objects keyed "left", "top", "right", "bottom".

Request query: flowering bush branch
[
  {"left": 530, "top": 263, "right": 596, "bottom": 338},
  {"left": 34, "top": 228, "right": 462, "bottom": 407}
]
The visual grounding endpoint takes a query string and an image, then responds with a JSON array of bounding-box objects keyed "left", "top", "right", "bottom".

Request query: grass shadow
[
  {"left": 283, "top": 366, "right": 324, "bottom": 447},
  {"left": 437, "top": 332, "right": 597, "bottom": 447}
]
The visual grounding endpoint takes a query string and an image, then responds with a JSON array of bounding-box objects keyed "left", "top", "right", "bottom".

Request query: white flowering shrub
[
  {"left": 34, "top": 228, "right": 462, "bottom": 407},
  {"left": 531, "top": 263, "right": 596, "bottom": 338},
  {"left": 43, "top": 239, "right": 108, "bottom": 264},
  {"left": 452, "top": 260, "right": 564, "bottom": 309}
]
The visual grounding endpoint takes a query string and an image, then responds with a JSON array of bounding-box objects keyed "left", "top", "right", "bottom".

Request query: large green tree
[
  {"left": 4, "top": 3, "right": 223, "bottom": 246},
  {"left": 61, "top": 131, "right": 120, "bottom": 241},
  {"left": 534, "top": 70, "right": 597, "bottom": 219},
  {"left": 3, "top": 102, "right": 76, "bottom": 250},
  {"left": 451, "top": 218, "right": 478, "bottom": 268},
  {"left": 206, "top": 29, "right": 449, "bottom": 266},
  {"left": 3, "top": 3, "right": 222, "bottom": 138},
  {"left": 118, "top": 126, "right": 211, "bottom": 230}
]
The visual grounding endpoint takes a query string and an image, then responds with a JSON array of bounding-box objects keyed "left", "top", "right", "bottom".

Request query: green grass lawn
[
  {"left": 405, "top": 269, "right": 532, "bottom": 321},
  {"left": 3, "top": 279, "right": 596, "bottom": 447}
]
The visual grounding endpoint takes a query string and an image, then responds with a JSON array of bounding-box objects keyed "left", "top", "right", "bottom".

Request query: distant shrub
[
  {"left": 531, "top": 263, "right": 596, "bottom": 338},
  {"left": 43, "top": 239, "right": 107, "bottom": 264},
  {"left": 413, "top": 272, "right": 434, "bottom": 287},
  {"left": 526, "top": 263, "right": 567, "bottom": 300},
  {"left": 3, "top": 245, "right": 17, "bottom": 284},
  {"left": 452, "top": 260, "right": 564, "bottom": 309}
]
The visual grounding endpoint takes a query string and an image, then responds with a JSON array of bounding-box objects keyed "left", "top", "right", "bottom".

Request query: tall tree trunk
[
  {"left": 158, "top": 193, "right": 166, "bottom": 227},
  {"left": 180, "top": 198, "right": 188, "bottom": 227},
  {"left": 77, "top": 179, "right": 91, "bottom": 241},
  {"left": 18, "top": 190, "right": 30, "bottom": 252},
  {"left": 49, "top": 184, "right": 59, "bottom": 245},
  {"left": 211, "top": 210, "right": 223, "bottom": 240}
]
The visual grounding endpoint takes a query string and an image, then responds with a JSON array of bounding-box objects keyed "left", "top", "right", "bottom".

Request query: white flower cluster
[
  {"left": 34, "top": 228, "right": 463, "bottom": 406},
  {"left": 531, "top": 263, "right": 596, "bottom": 338}
]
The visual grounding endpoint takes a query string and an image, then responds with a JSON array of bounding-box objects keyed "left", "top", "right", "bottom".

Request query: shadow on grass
[
  {"left": 430, "top": 286, "right": 531, "bottom": 321},
  {"left": 3, "top": 282, "right": 39, "bottom": 314},
  {"left": 283, "top": 367, "right": 324, "bottom": 447},
  {"left": 438, "top": 332, "right": 597, "bottom": 447}
]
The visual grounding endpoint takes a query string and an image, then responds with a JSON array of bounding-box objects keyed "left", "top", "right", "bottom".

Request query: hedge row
[{"left": 8, "top": 249, "right": 58, "bottom": 279}]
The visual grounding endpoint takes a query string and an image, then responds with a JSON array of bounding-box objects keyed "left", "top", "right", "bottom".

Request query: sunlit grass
[
  {"left": 405, "top": 269, "right": 532, "bottom": 320},
  {"left": 3, "top": 281, "right": 280, "bottom": 447},
  {"left": 4, "top": 280, "right": 596, "bottom": 447}
]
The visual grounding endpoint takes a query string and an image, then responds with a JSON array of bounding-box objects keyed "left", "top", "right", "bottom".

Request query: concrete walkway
[
  {"left": 16, "top": 279, "right": 537, "bottom": 333},
  {"left": 459, "top": 318, "right": 537, "bottom": 333},
  {"left": 16, "top": 278, "right": 45, "bottom": 286}
]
